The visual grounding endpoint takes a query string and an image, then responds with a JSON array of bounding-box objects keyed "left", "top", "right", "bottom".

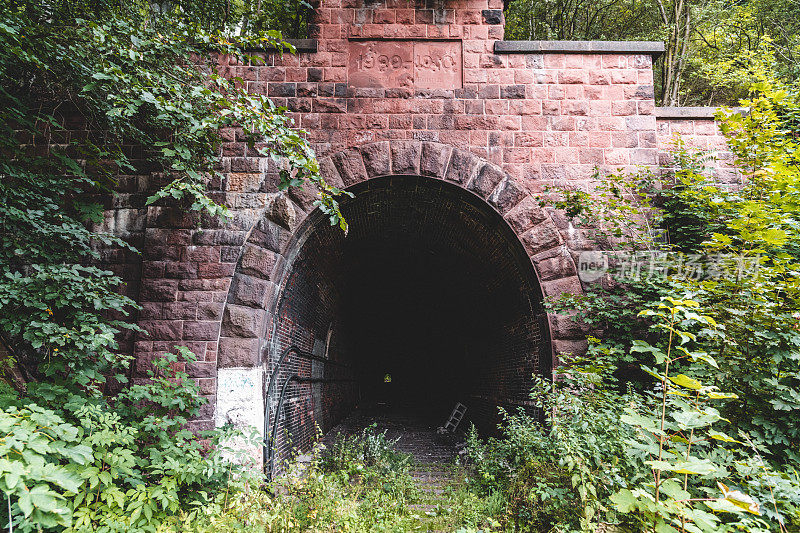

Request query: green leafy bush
[
  {"left": 487, "top": 78, "right": 800, "bottom": 532},
  {"left": 466, "top": 352, "right": 637, "bottom": 531},
  {"left": 0, "top": 348, "right": 252, "bottom": 532},
  {"left": 610, "top": 297, "right": 763, "bottom": 532},
  {"left": 319, "top": 423, "right": 411, "bottom": 476},
  {"left": 0, "top": 405, "right": 89, "bottom": 529},
  {"left": 166, "top": 425, "right": 419, "bottom": 532}
]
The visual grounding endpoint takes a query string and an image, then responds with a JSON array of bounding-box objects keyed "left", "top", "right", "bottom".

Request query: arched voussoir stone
[
  {"left": 359, "top": 141, "right": 391, "bottom": 178},
  {"left": 445, "top": 148, "right": 482, "bottom": 185},
  {"left": 536, "top": 255, "right": 578, "bottom": 282},
  {"left": 390, "top": 140, "right": 422, "bottom": 175},
  {"left": 489, "top": 177, "right": 527, "bottom": 214},
  {"left": 287, "top": 182, "right": 321, "bottom": 214},
  {"left": 318, "top": 157, "right": 344, "bottom": 189},
  {"left": 467, "top": 161, "right": 505, "bottom": 199},
  {"left": 504, "top": 196, "right": 548, "bottom": 233},
  {"left": 551, "top": 312, "right": 593, "bottom": 341},
  {"left": 262, "top": 195, "right": 297, "bottom": 233},
  {"left": 520, "top": 222, "right": 563, "bottom": 257},
  {"left": 541, "top": 276, "right": 583, "bottom": 300},
  {"left": 238, "top": 243, "right": 279, "bottom": 279},
  {"left": 420, "top": 142, "right": 452, "bottom": 178},
  {"left": 551, "top": 339, "right": 590, "bottom": 365},
  {"left": 331, "top": 148, "right": 368, "bottom": 186}
]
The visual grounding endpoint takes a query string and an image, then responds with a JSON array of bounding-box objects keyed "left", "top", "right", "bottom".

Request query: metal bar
[
  {"left": 263, "top": 344, "right": 355, "bottom": 478},
  {"left": 265, "top": 374, "right": 357, "bottom": 480},
  {"left": 268, "top": 374, "right": 301, "bottom": 480},
  {"left": 263, "top": 346, "right": 305, "bottom": 468}
]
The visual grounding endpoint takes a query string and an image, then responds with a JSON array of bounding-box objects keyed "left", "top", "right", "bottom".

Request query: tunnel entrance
[{"left": 267, "top": 175, "right": 550, "bottom": 464}]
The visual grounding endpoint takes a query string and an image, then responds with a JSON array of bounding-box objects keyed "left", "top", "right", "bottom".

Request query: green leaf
[
  {"left": 760, "top": 228, "right": 787, "bottom": 246},
  {"left": 666, "top": 390, "right": 691, "bottom": 397},
  {"left": 708, "top": 431, "right": 741, "bottom": 443},
  {"left": 29, "top": 484, "right": 66, "bottom": 513},
  {"left": 645, "top": 460, "right": 676, "bottom": 472},
  {"left": 610, "top": 489, "right": 637, "bottom": 513},
  {"left": 5, "top": 471, "right": 20, "bottom": 490},
  {"left": 672, "top": 409, "right": 719, "bottom": 429},
  {"left": 646, "top": 458, "right": 717, "bottom": 475},
  {"left": 655, "top": 519, "right": 678, "bottom": 533},
  {"left": 18, "top": 491, "right": 33, "bottom": 516},
  {"left": 631, "top": 340, "right": 667, "bottom": 364},
  {"left": 659, "top": 479, "right": 690, "bottom": 501},
  {"left": 717, "top": 482, "right": 761, "bottom": 515},
  {"left": 705, "top": 391, "right": 738, "bottom": 400},
  {"left": 621, "top": 410, "right": 663, "bottom": 433},
  {"left": 72, "top": 201, "right": 104, "bottom": 224},
  {"left": 672, "top": 458, "right": 717, "bottom": 475},
  {"left": 668, "top": 374, "right": 702, "bottom": 390}
]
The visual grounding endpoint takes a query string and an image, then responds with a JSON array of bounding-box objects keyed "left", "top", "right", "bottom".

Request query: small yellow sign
[{"left": 383, "top": 374, "right": 392, "bottom": 383}]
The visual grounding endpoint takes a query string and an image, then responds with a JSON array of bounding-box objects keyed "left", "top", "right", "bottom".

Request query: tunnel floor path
[
  {"left": 322, "top": 404, "right": 458, "bottom": 463},
  {"left": 321, "top": 405, "right": 483, "bottom": 531}
]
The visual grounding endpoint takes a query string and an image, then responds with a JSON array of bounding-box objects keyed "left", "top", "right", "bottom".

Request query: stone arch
[{"left": 214, "top": 140, "right": 587, "bottom": 465}]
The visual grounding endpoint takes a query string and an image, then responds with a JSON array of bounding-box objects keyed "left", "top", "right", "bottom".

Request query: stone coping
[
  {"left": 242, "top": 38, "right": 317, "bottom": 53},
  {"left": 655, "top": 106, "right": 718, "bottom": 119},
  {"left": 494, "top": 40, "right": 665, "bottom": 58},
  {"left": 655, "top": 107, "right": 749, "bottom": 119}
]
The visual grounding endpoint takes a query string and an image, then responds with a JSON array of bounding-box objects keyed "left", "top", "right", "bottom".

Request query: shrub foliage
[
  {"left": 466, "top": 80, "right": 800, "bottom": 532},
  {"left": 0, "top": 0, "right": 345, "bottom": 530}
]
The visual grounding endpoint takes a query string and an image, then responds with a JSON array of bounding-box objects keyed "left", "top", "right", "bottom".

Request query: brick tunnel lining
[{"left": 268, "top": 175, "right": 550, "bottom": 463}]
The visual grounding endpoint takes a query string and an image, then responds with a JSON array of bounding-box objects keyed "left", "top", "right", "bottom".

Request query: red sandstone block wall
[
  {"left": 656, "top": 117, "right": 739, "bottom": 185},
  {"left": 214, "top": 0, "right": 660, "bottom": 196}
]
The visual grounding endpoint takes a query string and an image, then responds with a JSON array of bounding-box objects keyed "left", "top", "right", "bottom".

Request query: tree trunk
[{"left": 658, "top": 0, "right": 693, "bottom": 106}]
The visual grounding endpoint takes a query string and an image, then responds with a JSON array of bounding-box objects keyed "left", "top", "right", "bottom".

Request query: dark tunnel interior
[{"left": 268, "top": 175, "right": 550, "bottom": 458}]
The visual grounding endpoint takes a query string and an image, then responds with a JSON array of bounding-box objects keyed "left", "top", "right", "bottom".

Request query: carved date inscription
[
  {"left": 348, "top": 40, "right": 462, "bottom": 90},
  {"left": 413, "top": 42, "right": 462, "bottom": 90}
]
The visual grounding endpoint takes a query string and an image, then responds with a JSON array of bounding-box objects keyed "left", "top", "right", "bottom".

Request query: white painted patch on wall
[
  {"left": 216, "top": 367, "right": 265, "bottom": 469},
  {"left": 99, "top": 208, "right": 145, "bottom": 238}
]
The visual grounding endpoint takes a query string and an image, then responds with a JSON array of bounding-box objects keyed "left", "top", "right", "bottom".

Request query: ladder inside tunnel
[{"left": 439, "top": 402, "right": 467, "bottom": 434}]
